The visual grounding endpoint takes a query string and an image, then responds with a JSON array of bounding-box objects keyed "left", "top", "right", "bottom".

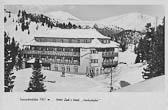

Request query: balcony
[
  {"left": 102, "top": 61, "right": 118, "bottom": 67},
  {"left": 102, "top": 52, "right": 118, "bottom": 58},
  {"left": 23, "top": 50, "right": 80, "bottom": 57},
  {"left": 40, "top": 59, "right": 80, "bottom": 65}
]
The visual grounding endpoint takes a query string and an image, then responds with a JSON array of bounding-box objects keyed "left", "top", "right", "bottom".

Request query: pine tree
[
  {"left": 68, "top": 22, "right": 72, "bottom": 29},
  {"left": 135, "top": 23, "right": 153, "bottom": 63},
  {"left": 15, "top": 25, "right": 18, "bottom": 31},
  {"left": 142, "top": 18, "right": 165, "bottom": 79},
  {"left": 9, "top": 12, "right": 11, "bottom": 18},
  {"left": 4, "top": 32, "right": 16, "bottom": 92},
  {"left": 36, "top": 25, "right": 39, "bottom": 30},
  {"left": 28, "top": 30, "right": 30, "bottom": 35},
  {"left": 4, "top": 16, "right": 7, "bottom": 23},
  {"left": 16, "top": 49, "right": 23, "bottom": 70},
  {"left": 21, "top": 22, "right": 25, "bottom": 31},
  {"left": 17, "top": 10, "right": 21, "bottom": 17},
  {"left": 25, "top": 58, "right": 46, "bottom": 92}
]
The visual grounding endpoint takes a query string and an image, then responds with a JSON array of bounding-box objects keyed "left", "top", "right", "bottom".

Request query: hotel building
[{"left": 23, "top": 29, "right": 119, "bottom": 75}]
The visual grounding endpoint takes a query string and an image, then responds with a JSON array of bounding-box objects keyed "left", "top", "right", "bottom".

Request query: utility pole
[
  {"left": 110, "top": 67, "right": 113, "bottom": 92},
  {"left": 110, "top": 52, "right": 114, "bottom": 92}
]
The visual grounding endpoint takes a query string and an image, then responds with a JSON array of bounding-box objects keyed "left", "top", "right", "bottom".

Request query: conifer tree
[
  {"left": 16, "top": 49, "right": 23, "bottom": 70},
  {"left": 15, "top": 25, "right": 18, "bottom": 31},
  {"left": 4, "top": 32, "right": 16, "bottom": 92},
  {"left": 4, "top": 16, "right": 7, "bottom": 23},
  {"left": 9, "top": 12, "right": 11, "bottom": 18},
  {"left": 17, "top": 10, "right": 21, "bottom": 17},
  {"left": 25, "top": 58, "right": 46, "bottom": 92},
  {"left": 28, "top": 29, "right": 30, "bottom": 35},
  {"left": 142, "top": 18, "right": 165, "bottom": 79}
]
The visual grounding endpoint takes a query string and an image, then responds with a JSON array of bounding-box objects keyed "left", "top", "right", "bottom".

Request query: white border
[{"left": 0, "top": 0, "right": 167, "bottom": 110}]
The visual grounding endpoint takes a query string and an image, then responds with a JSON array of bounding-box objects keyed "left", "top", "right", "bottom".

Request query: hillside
[
  {"left": 97, "top": 12, "right": 162, "bottom": 31},
  {"left": 4, "top": 9, "right": 160, "bottom": 51},
  {"left": 45, "top": 11, "right": 81, "bottom": 21}
]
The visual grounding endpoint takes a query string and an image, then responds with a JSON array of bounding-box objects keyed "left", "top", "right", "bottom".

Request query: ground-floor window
[
  {"left": 55, "top": 65, "right": 58, "bottom": 71},
  {"left": 74, "top": 66, "right": 78, "bottom": 73},
  {"left": 91, "top": 59, "right": 98, "bottom": 63},
  {"left": 62, "top": 66, "right": 65, "bottom": 72},
  {"left": 66, "top": 66, "right": 70, "bottom": 72}
]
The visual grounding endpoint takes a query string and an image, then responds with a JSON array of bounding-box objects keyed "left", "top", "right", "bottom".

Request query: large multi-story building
[{"left": 23, "top": 29, "right": 119, "bottom": 75}]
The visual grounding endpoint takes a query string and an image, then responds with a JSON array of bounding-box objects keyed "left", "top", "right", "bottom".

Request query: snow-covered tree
[
  {"left": 4, "top": 16, "right": 7, "bottom": 23},
  {"left": 4, "top": 32, "right": 16, "bottom": 92},
  {"left": 142, "top": 18, "right": 165, "bottom": 79},
  {"left": 15, "top": 25, "right": 18, "bottom": 31},
  {"left": 25, "top": 58, "right": 46, "bottom": 92}
]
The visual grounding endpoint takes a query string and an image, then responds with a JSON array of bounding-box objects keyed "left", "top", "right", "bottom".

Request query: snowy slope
[
  {"left": 46, "top": 11, "right": 80, "bottom": 21},
  {"left": 94, "top": 63, "right": 145, "bottom": 90},
  {"left": 45, "top": 11, "right": 81, "bottom": 24},
  {"left": 115, "top": 75, "right": 164, "bottom": 92},
  {"left": 4, "top": 11, "right": 59, "bottom": 47},
  {"left": 97, "top": 12, "right": 162, "bottom": 31},
  {"left": 13, "top": 68, "right": 108, "bottom": 92}
]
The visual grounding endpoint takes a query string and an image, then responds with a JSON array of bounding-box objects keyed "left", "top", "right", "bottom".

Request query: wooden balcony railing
[
  {"left": 23, "top": 50, "right": 80, "bottom": 57},
  {"left": 102, "top": 61, "right": 118, "bottom": 67},
  {"left": 102, "top": 52, "right": 118, "bottom": 58},
  {"left": 40, "top": 59, "right": 80, "bottom": 65}
]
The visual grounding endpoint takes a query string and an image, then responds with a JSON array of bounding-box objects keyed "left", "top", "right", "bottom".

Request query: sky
[{"left": 4, "top": 5, "right": 165, "bottom": 21}]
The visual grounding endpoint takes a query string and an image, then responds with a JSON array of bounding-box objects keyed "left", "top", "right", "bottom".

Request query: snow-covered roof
[
  {"left": 34, "top": 29, "right": 110, "bottom": 39},
  {"left": 24, "top": 38, "right": 119, "bottom": 48}
]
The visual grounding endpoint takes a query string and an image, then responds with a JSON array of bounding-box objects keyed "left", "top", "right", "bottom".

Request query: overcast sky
[{"left": 5, "top": 5, "right": 164, "bottom": 21}]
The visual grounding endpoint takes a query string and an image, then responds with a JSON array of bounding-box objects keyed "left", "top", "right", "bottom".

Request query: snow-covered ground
[
  {"left": 13, "top": 68, "right": 108, "bottom": 92},
  {"left": 114, "top": 75, "right": 165, "bottom": 92},
  {"left": 12, "top": 50, "right": 155, "bottom": 92},
  {"left": 13, "top": 62, "right": 147, "bottom": 92}
]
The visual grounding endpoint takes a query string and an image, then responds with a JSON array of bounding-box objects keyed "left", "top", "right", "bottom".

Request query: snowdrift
[{"left": 115, "top": 75, "right": 165, "bottom": 92}]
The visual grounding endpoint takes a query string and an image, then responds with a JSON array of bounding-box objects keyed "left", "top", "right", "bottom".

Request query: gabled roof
[
  {"left": 24, "top": 38, "right": 119, "bottom": 48},
  {"left": 34, "top": 29, "right": 110, "bottom": 39}
]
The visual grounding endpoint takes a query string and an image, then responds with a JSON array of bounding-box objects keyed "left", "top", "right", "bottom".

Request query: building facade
[{"left": 23, "top": 29, "right": 119, "bottom": 75}]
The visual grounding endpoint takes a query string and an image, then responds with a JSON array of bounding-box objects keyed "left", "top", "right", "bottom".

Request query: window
[
  {"left": 104, "top": 40, "right": 107, "bottom": 44},
  {"left": 91, "top": 59, "right": 98, "bottom": 63},
  {"left": 74, "top": 66, "right": 78, "bottom": 73},
  {"left": 91, "top": 50, "right": 97, "bottom": 54},
  {"left": 66, "top": 66, "right": 70, "bottom": 72},
  {"left": 84, "top": 39, "right": 87, "bottom": 43},
  {"left": 69, "top": 39, "right": 72, "bottom": 43},
  {"left": 55, "top": 65, "right": 58, "bottom": 71},
  {"left": 62, "top": 66, "right": 65, "bottom": 72},
  {"left": 77, "top": 39, "right": 80, "bottom": 43}
]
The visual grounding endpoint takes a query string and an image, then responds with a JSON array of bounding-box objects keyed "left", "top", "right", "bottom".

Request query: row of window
[
  {"left": 24, "top": 54, "right": 80, "bottom": 60},
  {"left": 91, "top": 49, "right": 98, "bottom": 54},
  {"left": 25, "top": 46, "right": 80, "bottom": 52},
  {"left": 35, "top": 38, "right": 91, "bottom": 43},
  {"left": 91, "top": 59, "right": 98, "bottom": 63},
  {"left": 99, "top": 39, "right": 110, "bottom": 44},
  {"left": 54, "top": 65, "right": 78, "bottom": 73}
]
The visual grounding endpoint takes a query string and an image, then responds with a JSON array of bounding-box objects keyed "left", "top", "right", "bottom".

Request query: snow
[
  {"left": 94, "top": 63, "right": 145, "bottom": 90},
  {"left": 35, "top": 29, "right": 110, "bottom": 39},
  {"left": 13, "top": 62, "right": 148, "bottom": 92},
  {"left": 114, "top": 75, "right": 165, "bottom": 92},
  {"left": 45, "top": 11, "right": 81, "bottom": 21},
  {"left": 118, "top": 50, "right": 137, "bottom": 64},
  {"left": 97, "top": 12, "right": 162, "bottom": 31},
  {"left": 13, "top": 68, "right": 108, "bottom": 92},
  {"left": 27, "top": 58, "right": 42, "bottom": 63},
  {"left": 4, "top": 12, "right": 59, "bottom": 47},
  {"left": 24, "top": 38, "right": 119, "bottom": 48}
]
